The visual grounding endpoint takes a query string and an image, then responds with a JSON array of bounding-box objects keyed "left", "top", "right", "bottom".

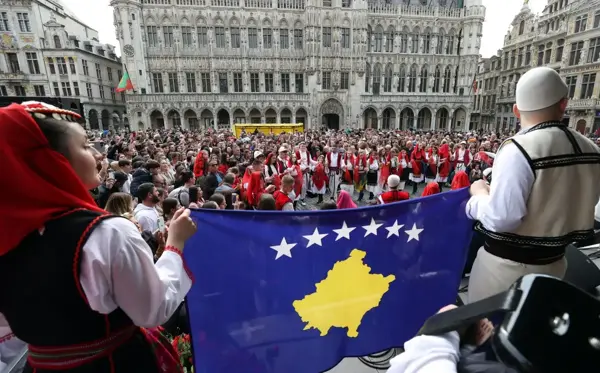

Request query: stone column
[
  {"left": 395, "top": 114, "right": 400, "bottom": 129},
  {"left": 292, "top": 114, "right": 296, "bottom": 124},
  {"left": 213, "top": 113, "right": 218, "bottom": 130},
  {"left": 431, "top": 110, "right": 437, "bottom": 130}
]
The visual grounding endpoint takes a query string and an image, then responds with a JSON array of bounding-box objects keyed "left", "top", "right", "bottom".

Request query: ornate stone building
[
  {"left": 473, "top": 0, "right": 600, "bottom": 134},
  {"left": 111, "top": 0, "right": 485, "bottom": 131},
  {"left": 0, "top": 0, "right": 127, "bottom": 128}
]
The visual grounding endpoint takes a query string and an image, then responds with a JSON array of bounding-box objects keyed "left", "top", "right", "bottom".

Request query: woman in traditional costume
[
  {"left": 365, "top": 149, "right": 380, "bottom": 200},
  {"left": 451, "top": 170, "right": 471, "bottom": 190},
  {"left": 311, "top": 155, "right": 328, "bottom": 204},
  {"left": 354, "top": 149, "right": 368, "bottom": 201},
  {"left": 409, "top": 144, "right": 425, "bottom": 195},
  {"left": 0, "top": 102, "right": 197, "bottom": 373},
  {"left": 424, "top": 147, "right": 439, "bottom": 184}
]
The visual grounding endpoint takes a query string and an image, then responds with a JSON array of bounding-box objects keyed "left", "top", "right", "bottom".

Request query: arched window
[
  {"left": 419, "top": 66, "right": 428, "bottom": 93},
  {"left": 423, "top": 28, "right": 432, "bottom": 54},
  {"left": 519, "top": 20, "right": 525, "bottom": 35},
  {"left": 385, "top": 26, "right": 394, "bottom": 52},
  {"left": 373, "top": 63, "right": 382, "bottom": 95},
  {"left": 446, "top": 32, "right": 455, "bottom": 54},
  {"left": 53, "top": 35, "right": 61, "bottom": 48},
  {"left": 443, "top": 66, "right": 451, "bottom": 93},
  {"left": 411, "top": 28, "right": 420, "bottom": 53},
  {"left": 384, "top": 64, "right": 393, "bottom": 92},
  {"left": 433, "top": 66, "right": 441, "bottom": 92},
  {"left": 408, "top": 65, "right": 418, "bottom": 93},
  {"left": 400, "top": 31, "right": 408, "bottom": 53},
  {"left": 375, "top": 26, "right": 383, "bottom": 52},
  {"left": 367, "top": 25, "right": 372, "bottom": 52},
  {"left": 398, "top": 65, "right": 406, "bottom": 93},
  {"left": 436, "top": 29, "right": 445, "bottom": 54}
]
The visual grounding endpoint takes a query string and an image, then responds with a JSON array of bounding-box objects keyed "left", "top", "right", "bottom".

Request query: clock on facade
[{"left": 124, "top": 44, "right": 135, "bottom": 57}]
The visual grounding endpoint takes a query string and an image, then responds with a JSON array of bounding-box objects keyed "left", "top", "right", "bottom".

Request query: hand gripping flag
[{"left": 184, "top": 188, "right": 473, "bottom": 373}]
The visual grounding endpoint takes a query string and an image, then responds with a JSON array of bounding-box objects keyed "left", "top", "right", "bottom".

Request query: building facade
[
  {"left": 472, "top": 0, "right": 600, "bottom": 134},
  {"left": 111, "top": 0, "right": 485, "bottom": 131},
  {"left": 0, "top": 0, "right": 127, "bottom": 128}
]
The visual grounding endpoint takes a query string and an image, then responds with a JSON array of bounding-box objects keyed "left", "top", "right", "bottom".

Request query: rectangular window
[
  {"left": 580, "top": 73, "right": 596, "bottom": 99},
  {"left": 264, "top": 73, "right": 274, "bottom": 92},
  {"left": 565, "top": 76, "right": 577, "bottom": 98},
  {"left": 341, "top": 28, "right": 350, "bottom": 49},
  {"left": 53, "top": 82, "right": 60, "bottom": 96},
  {"left": 86, "top": 83, "right": 93, "bottom": 99},
  {"left": 219, "top": 72, "right": 228, "bottom": 93},
  {"left": 569, "top": 41, "right": 584, "bottom": 65},
  {"left": 250, "top": 72, "right": 260, "bottom": 92},
  {"left": 95, "top": 63, "right": 102, "bottom": 79},
  {"left": 26, "top": 52, "right": 40, "bottom": 74},
  {"left": 0, "top": 12, "right": 9, "bottom": 31},
  {"left": 34, "top": 85, "right": 45, "bottom": 96},
  {"left": 6, "top": 53, "right": 20, "bottom": 73},
  {"left": 295, "top": 73, "right": 303, "bottom": 93},
  {"left": 215, "top": 27, "right": 226, "bottom": 48},
  {"left": 248, "top": 28, "right": 258, "bottom": 48},
  {"left": 73, "top": 82, "right": 80, "bottom": 96},
  {"left": 152, "top": 72, "right": 164, "bottom": 93},
  {"left": 322, "top": 27, "right": 332, "bottom": 47},
  {"left": 56, "top": 57, "right": 67, "bottom": 75},
  {"left": 99, "top": 85, "right": 105, "bottom": 99},
  {"left": 588, "top": 38, "right": 600, "bottom": 63},
  {"left": 281, "top": 73, "right": 290, "bottom": 92},
  {"left": 197, "top": 27, "right": 208, "bottom": 46},
  {"left": 48, "top": 57, "right": 56, "bottom": 74},
  {"left": 556, "top": 40, "right": 564, "bottom": 62},
  {"left": 201, "top": 72, "right": 211, "bottom": 92},
  {"left": 233, "top": 72, "right": 243, "bottom": 92},
  {"left": 147, "top": 26, "right": 158, "bottom": 47},
  {"left": 14, "top": 85, "right": 26, "bottom": 96},
  {"left": 182, "top": 26, "right": 193, "bottom": 47},
  {"left": 322, "top": 71, "right": 331, "bottom": 90},
  {"left": 163, "top": 26, "right": 174, "bottom": 47},
  {"left": 294, "top": 29, "right": 303, "bottom": 49},
  {"left": 168, "top": 72, "right": 179, "bottom": 93},
  {"left": 517, "top": 47, "right": 524, "bottom": 67},
  {"left": 340, "top": 72, "right": 349, "bottom": 89},
  {"left": 186, "top": 72, "right": 196, "bottom": 93},
  {"left": 575, "top": 15, "right": 588, "bottom": 33},
  {"left": 231, "top": 27, "right": 240, "bottom": 48},
  {"left": 17, "top": 13, "right": 31, "bottom": 32},
  {"left": 110, "top": 87, "right": 116, "bottom": 101},
  {"left": 68, "top": 57, "right": 76, "bottom": 74},
  {"left": 280, "top": 29, "right": 289, "bottom": 49},
  {"left": 0, "top": 85, "right": 7, "bottom": 96},
  {"left": 61, "top": 82, "right": 72, "bottom": 96},
  {"left": 107, "top": 67, "right": 113, "bottom": 81},
  {"left": 263, "top": 28, "right": 272, "bottom": 48},
  {"left": 82, "top": 60, "right": 89, "bottom": 76}
]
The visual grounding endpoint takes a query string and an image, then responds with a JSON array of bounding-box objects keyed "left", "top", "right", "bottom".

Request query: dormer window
[
  {"left": 519, "top": 20, "right": 525, "bottom": 35},
  {"left": 53, "top": 35, "right": 61, "bottom": 48}
]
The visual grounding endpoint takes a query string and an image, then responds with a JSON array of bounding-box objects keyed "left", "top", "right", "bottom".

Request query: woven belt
[{"left": 27, "top": 326, "right": 137, "bottom": 370}]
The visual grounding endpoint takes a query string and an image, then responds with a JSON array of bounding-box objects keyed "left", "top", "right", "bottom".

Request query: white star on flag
[
  {"left": 332, "top": 221, "right": 356, "bottom": 241},
  {"left": 405, "top": 223, "right": 424, "bottom": 242},
  {"left": 303, "top": 228, "right": 328, "bottom": 247},
  {"left": 385, "top": 220, "right": 405, "bottom": 238},
  {"left": 270, "top": 238, "right": 297, "bottom": 259},
  {"left": 362, "top": 218, "right": 383, "bottom": 237}
]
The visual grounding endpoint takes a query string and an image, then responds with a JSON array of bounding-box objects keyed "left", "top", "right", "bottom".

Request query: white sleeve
[
  {"left": 465, "top": 142, "right": 534, "bottom": 232},
  {"left": 387, "top": 332, "right": 460, "bottom": 373},
  {"left": 282, "top": 202, "right": 295, "bottom": 211},
  {"left": 80, "top": 218, "right": 193, "bottom": 328}
]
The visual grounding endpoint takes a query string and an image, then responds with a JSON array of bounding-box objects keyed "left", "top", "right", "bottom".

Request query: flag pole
[{"left": 124, "top": 63, "right": 137, "bottom": 94}]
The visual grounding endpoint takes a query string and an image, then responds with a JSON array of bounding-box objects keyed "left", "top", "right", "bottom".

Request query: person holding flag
[{"left": 116, "top": 68, "right": 134, "bottom": 93}]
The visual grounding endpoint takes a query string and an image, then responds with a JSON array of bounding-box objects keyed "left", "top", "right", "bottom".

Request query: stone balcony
[
  {"left": 126, "top": 92, "right": 311, "bottom": 108},
  {"left": 0, "top": 71, "right": 28, "bottom": 82},
  {"left": 360, "top": 94, "right": 472, "bottom": 106},
  {"left": 567, "top": 98, "right": 599, "bottom": 110}
]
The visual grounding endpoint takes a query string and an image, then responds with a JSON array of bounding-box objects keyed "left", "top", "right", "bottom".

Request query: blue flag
[{"left": 184, "top": 189, "right": 473, "bottom": 373}]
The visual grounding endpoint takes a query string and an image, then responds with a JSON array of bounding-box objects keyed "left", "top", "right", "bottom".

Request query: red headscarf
[
  {"left": 0, "top": 103, "right": 104, "bottom": 256},
  {"left": 451, "top": 171, "right": 470, "bottom": 190},
  {"left": 421, "top": 182, "right": 441, "bottom": 196},
  {"left": 336, "top": 190, "right": 357, "bottom": 209}
]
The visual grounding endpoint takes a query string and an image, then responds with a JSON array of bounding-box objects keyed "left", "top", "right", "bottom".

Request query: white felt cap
[{"left": 516, "top": 67, "right": 568, "bottom": 111}]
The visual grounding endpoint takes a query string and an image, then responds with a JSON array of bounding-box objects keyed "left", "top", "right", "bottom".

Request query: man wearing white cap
[
  {"left": 378, "top": 175, "right": 410, "bottom": 204},
  {"left": 466, "top": 67, "right": 600, "bottom": 303}
]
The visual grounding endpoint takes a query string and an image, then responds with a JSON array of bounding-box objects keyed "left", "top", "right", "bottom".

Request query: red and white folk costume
[
  {"left": 326, "top": 150, "right": 342, "bottom": 198},
  {"left": 311, "top": 161, "right": 328, "bottom": 195},
  {"left": 295, "top": 145, "right": 316, "bottom": 200},
  {"left": 452, "top": 144, "right": 471, "bottom": 172},
  {"left": 409, "top": 144, "right": 425, "bottom": 183},
  {"left": 425, "top": 149, "right": 439, "bottom": 183},
  {"left": 340, "top": 152, "right": 355, "bottom": 195},
  {"left": 437, "top": 144, "right": 451, "bottom": 183}
]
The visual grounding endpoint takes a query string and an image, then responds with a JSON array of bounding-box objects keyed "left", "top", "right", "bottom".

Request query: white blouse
[{"left": 0, "top": 218, "right": 193, "bottom": 337}]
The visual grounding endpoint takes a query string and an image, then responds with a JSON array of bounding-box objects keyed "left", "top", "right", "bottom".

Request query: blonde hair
[{"left": 105, "top": 192, "right": 133, "bottom": 216}]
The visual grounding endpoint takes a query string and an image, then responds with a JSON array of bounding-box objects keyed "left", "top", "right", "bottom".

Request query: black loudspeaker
[{"left": 563, "top": 244, "right": 600, "bottom": 295}]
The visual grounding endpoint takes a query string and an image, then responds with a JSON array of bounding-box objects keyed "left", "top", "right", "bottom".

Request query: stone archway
[{"left": 320, "top": 98, "right": 344, "bottom": 130}]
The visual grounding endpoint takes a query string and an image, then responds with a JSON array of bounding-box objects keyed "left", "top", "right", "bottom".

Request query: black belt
[
  {"left": 484, "top": 239, "right": 566, "bottom": 265},
  {"left": 329, "top": 168, "right": 339, "bottom": 171}
]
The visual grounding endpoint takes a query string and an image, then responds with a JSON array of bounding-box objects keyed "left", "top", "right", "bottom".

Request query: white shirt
[
  {"left": 0, "top": 218, "right": 192, "bottom": 333},
  {"left": 387, "top": 332, "right": 460, "bottom": 373},
  {"left": 595, "top": 198, "right": 600, "bottom": 222},
  {"left": 134, "top": 203, "right": 160, "bottom": 232},
  {"left": 466, "top": 143, "right": 533, "bottom": 232}
]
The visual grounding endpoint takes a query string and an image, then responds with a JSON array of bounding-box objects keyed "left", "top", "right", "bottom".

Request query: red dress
[{"left": 312, "top": 163, "right": 328, "bottom": 191}]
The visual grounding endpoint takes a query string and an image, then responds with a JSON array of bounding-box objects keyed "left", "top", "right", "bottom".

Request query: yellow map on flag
[{"left": 292, "top": 249, "right": 396, "bottom": 338}]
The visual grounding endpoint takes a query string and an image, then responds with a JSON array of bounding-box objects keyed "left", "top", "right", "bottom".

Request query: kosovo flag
[{"left": 184, "top": 189, "right": 473, "bottom": 373}]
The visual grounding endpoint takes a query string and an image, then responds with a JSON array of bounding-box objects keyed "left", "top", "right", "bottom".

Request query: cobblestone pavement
[{"left": 296, "top": 182, "right": 436, "bottom": 211}]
